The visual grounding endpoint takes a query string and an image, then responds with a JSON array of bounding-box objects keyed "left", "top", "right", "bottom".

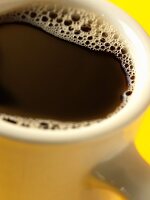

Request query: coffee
[{"left": 0, "top": 3, "right": 135, "bottom": 129}]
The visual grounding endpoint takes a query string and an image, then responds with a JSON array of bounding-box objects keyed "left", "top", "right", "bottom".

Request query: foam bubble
[{"left": 0, "top": 2, "right": 135, "bottom": 130}]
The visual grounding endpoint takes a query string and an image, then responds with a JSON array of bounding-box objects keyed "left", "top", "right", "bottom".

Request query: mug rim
[{"left": 0, "top": 0, "right": 149, "bottom": 143}]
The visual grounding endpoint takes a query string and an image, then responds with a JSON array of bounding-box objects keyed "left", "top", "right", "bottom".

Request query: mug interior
[{"left": 0, "top": 0, "right": 149, "bottom": 143}]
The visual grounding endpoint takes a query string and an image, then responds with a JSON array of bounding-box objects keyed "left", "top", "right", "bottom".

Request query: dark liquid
[{"left": 0, "top": 23, "right": 128, "bottom": 121}]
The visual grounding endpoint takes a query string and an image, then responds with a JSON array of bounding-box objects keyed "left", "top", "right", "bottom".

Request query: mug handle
[{"left": 92, "top": 143, "right": 150, "bottom": 200}]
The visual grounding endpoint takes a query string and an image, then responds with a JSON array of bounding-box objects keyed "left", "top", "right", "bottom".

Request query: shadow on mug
[{"left": 83, "top": 175, "right": 127, "bottom": 200}]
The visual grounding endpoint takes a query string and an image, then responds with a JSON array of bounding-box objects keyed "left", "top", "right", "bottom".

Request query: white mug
[{"left": 0, "top": 0, "right": 149, "bottom": 200}]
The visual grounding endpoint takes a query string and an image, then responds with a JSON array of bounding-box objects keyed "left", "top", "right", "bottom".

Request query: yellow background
[
  {"left": 109, "top": 0, "right": 150, "bottom": 35},
  {"left": 109, "top": 0, "right": 150, "bottom": 164}
]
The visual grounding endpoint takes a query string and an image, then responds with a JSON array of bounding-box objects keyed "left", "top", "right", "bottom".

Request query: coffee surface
[
  {"left": 0, "top": 3, "right": 135, "bottom": 128},
  {"left": 0, "top": 23, "right": 128, "bottom": 121}
]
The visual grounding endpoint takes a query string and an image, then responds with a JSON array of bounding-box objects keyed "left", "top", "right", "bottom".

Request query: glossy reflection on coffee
[{"left": 0, "top": 3, "right": 135, "bottom": 127}]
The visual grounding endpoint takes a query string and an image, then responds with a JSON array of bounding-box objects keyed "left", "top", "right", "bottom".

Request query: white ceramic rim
[{"left": 0, "top": 0, "right": 149, "bottom": 143}]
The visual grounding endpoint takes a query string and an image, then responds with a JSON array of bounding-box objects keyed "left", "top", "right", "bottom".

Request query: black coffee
[
  {"left": 0, "top": 23, "right": 127, "bottom": 122},
  {"left": 0, "top": 4, "right": 135, "bottom": 125}
]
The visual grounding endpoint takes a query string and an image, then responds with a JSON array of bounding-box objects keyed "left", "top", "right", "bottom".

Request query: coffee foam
[{"left": 0, "top": 3, "right": 135, "bottom": 130}]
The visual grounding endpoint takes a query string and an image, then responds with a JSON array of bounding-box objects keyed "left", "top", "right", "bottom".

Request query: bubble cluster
[{"left": 0, "top": 2, "right": 135, "bottom": 130}]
